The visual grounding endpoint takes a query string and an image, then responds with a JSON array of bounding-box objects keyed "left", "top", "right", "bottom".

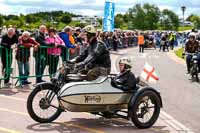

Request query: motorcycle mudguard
[
  {"left": 128, "top": 87, "right": 163, "bottom": 117},
  {"left": 35, "top": 82, "right": 60, "bottom": 94}
]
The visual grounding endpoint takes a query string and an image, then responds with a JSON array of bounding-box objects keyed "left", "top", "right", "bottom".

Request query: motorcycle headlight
[
  {"left": 193, "top": 55, "right": 198, "bottom": 59},
  {"left": 194, "top": 60, "right": 198, "bottom": 63}
]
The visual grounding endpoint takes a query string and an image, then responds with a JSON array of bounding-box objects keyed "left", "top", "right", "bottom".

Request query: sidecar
[{"left": 27, "top": 76, "right": 162, "bottom": 129}]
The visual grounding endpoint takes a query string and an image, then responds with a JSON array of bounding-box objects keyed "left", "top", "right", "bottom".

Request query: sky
[{"left": 0, "top": 0, "right": 200, "bottom": 18}]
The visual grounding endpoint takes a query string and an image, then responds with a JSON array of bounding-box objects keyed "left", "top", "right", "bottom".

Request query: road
[
  {"left": 114, "top": 48, "right": 200, "bottom": 133},
  {"left": 0, "top": 47, "right": 199, "bottom": 133}
]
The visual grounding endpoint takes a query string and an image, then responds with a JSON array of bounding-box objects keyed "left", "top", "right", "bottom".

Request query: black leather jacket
[
  {"left": 34, "top": 32, "right": 55, "bottom": 57},
  {"left": 75, "top": 38, "right": 111, "bottom": 69},
  {"left": 111, "top": 70, "right": 137, "bottom": 91}
]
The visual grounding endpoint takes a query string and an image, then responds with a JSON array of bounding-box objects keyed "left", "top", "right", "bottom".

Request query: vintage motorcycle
[
  {"left": 184, "top": 52, "right": 199, "bottom": 82},
  {"left": 27, "top": 62, "right": 163, "bottom": 129}
]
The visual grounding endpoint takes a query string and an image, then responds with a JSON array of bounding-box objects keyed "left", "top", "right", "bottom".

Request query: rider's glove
[
  {"left": 69, "top": 58, "right": 77, "bottom": 63},
  {"left": 76, "top": 62, "right": 84, "bottom": 70}
]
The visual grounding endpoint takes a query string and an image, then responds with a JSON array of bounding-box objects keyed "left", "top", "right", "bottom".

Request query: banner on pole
[{"left": 103, "top": 0, "right": 115, "bottom": 32}]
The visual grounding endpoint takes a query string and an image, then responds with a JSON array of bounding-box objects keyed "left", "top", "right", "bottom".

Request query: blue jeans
[
  {"left": 186, "top": 55, "right": 192, "bottom": 72},
  {"left": 17, "top": 61, "right": 30, "bottom": 83}
]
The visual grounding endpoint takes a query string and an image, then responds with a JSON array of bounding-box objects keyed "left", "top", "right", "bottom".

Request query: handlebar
[{"left": 182, "top": 52, "right": 199, "bottom": 57}]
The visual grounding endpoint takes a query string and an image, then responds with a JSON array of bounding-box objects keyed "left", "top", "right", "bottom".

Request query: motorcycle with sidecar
[{"left": 27, "top": 62, "right": 163, "bottom": 129}]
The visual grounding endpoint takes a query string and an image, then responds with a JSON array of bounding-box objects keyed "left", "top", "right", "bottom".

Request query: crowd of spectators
[{"left": 0, "top": 25, "right": 194, "bottom": 87}]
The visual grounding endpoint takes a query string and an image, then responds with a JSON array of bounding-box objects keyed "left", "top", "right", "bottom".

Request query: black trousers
[{"left": 139, "top": 45, "right": 144, "bottom": 53}]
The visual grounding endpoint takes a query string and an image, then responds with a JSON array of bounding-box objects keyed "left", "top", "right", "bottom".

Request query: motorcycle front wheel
[{"left": 27, "top": 84, "right": 63, "bottom": 123}]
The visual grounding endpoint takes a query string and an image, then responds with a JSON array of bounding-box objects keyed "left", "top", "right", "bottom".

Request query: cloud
[{"left": 0, "top": 0, "right": 200, "bottom": 17}]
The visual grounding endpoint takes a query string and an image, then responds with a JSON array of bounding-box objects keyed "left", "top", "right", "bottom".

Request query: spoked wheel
[
  {"left": 130, "top": 91, "right": 161, "bottom": 129},
  {"left": 191, "top": 65, "right": 199, "bottom": 82},
  {"left": 27, "top": 84, "right": 63, "bottom": 123}
]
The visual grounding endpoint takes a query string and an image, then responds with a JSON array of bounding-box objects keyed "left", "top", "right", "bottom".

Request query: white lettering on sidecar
[{"left": 84, "top": 95, "right": 101, "bottom": 103}]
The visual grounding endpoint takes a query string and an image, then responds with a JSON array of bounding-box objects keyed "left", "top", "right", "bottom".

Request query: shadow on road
[
  {"left": 26, "top": 118, "right": 170, "bottom": 133},
  {"left": 0, "top": 85, "right": 31, "bottom": 96}
]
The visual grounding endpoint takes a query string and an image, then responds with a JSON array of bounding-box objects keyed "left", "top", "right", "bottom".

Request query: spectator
[
  {"left": 0, "top": 28, "right": 18, "bottom": 86},
  {"left": 46, "top": 28, "right": 65, "bottom": 77},
  {"left": 1, "top": 26, "right": 7, "bottom": 36},
  {"left": 69, "top": 32, "right": 77, "bottom": 59},
  {"left": 138, "top": 32, "right": 144, "bottom": 53},
  {"left": 16, "top": 31, "right": 39, "bottom": 86},
  {"left": 34, "top": 25, "right": 54, "bottom": 84},
  {"left": 112, "top": 32, "right": 118, "bottom": 51},
  {"left": 74, "top": 27, "right": 84, "bottom": 54},
  {"left": 59, "top": 26, "right": 76, "bottom": 62}
]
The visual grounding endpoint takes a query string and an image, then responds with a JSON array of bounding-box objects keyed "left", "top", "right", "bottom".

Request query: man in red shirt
[{"left": 16, "top": 31, "right": 39, "bottom": 86}]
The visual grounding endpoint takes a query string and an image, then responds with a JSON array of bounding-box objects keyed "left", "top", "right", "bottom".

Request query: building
[
  {"left": 179, "top": 19, "right": 193, "bottom": 26},
  {"left": 72, "top": 16, "right": 101, "bottom": 27}
]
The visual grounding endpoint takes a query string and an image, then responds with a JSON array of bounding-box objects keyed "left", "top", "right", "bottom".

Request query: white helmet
[
  {"left": 189, "top": 32, "right": 196, "bottom": 39},
  {"left": 119, "top": 57, "right": 132, "bottom": 69}
]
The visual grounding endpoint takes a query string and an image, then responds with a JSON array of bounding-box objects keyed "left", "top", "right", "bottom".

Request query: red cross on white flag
[{"left": 141, "top": 63, "right": 159, "bottom": 83}]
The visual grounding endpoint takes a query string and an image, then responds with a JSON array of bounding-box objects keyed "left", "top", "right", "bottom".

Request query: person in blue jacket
[{"left": 59, "top": 26, "right": 76, "bottom": 62}]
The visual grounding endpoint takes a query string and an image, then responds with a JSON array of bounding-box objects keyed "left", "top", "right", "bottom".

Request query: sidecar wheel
[
  {"left": 130, "top": 90, "right": 161, "bottom": 129},
  {"left": 27, "top": 84, "right": 63, "bottom": 123}
]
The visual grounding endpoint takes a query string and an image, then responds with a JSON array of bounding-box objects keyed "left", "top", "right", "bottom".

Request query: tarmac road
[{"left": 113, "top": 47, "right": 200, "bottom": 133}]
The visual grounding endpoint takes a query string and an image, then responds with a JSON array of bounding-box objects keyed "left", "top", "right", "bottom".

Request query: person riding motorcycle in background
[
  {"left": 111, "top": 57, "right": 137, "bottom": 91},
  {"left": 184, "top": 32, "right": 200, "bottom": 73},
  {"left": 70, "top": 25, "right": 111, "bottom": 81}
]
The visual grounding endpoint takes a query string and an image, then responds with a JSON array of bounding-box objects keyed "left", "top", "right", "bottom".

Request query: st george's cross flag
[{"left": 141, "top": 63, "right": 159, "bottom": 83}]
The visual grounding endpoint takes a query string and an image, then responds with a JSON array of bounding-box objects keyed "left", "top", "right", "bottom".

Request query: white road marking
[
  {"left": 0, "top": 127, "right": 21, "bottom": 133},
  {"left": 0, "top": 95, "right": 26, "bottom": 102},
  {"left": 161, "top": 111, "right": 195, "bottom": 133},
  {"left": 140, "top": 53, "right": 148, "bottom": 58}
]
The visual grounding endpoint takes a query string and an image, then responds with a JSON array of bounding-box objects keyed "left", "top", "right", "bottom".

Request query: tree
[
  {"left": 0, "top": 15, "right": 3, "bottom": 26},
  {"left": 123, "top": 14, "right": 129, "bottom": 22},
  {"left": 187, "top": 14, "right": 200, "bottom": 29},
  {"left": 60, "top": 14, "right": 72, "bottom": 24},
  {"left": 143, "top": 4, "right": 160, "bottom": 29},
  {"left": 161, "top": 9, "right": 179, "bottom": 30},
  {"left": 25, "top": 15, "right": 39, "bottom": 23},
  {"left": 115, "top": 14, "right": 125, "bottom": 28},
  {"left": 126, "top": 3, "right": 160, "bottom": 30},
  {"left": 75, "top": 22, "right": 86, "bottom": 28}
]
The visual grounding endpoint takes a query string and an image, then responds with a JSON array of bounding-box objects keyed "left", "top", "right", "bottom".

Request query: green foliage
[
  {"left": 0, "top": 15, "right": 3, "bottom": 26},
  {"left": 60, "top": 14, "right": 72, "bottom": 24},
  {"left": 186, "top": 14, "right": 200, "bottom": 29},
  {"left": 126, "top": 3, "right": 160, "bottom": 30},
  {"left": 178, "top": 26, "right": 193, "bottom": 31},
  {"left": 160, "top": 9, "right": 179, "bottom": 30},
  {"left": 115, "top": 14, "right": 125, "bottom": 28},
  {"left": 75, "top": 22, "right": 87, "bottom": 28}
]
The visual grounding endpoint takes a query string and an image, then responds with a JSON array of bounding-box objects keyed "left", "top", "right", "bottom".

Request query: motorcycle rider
[
  {"left": 111, "top": 57, "right": 137, "bottom": 91},
  {"left": 184, "top": 32, "right": 200, "bottom": 73},
  {"left": 70, "top": 25, "right": 111, "bottom": 81}
]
